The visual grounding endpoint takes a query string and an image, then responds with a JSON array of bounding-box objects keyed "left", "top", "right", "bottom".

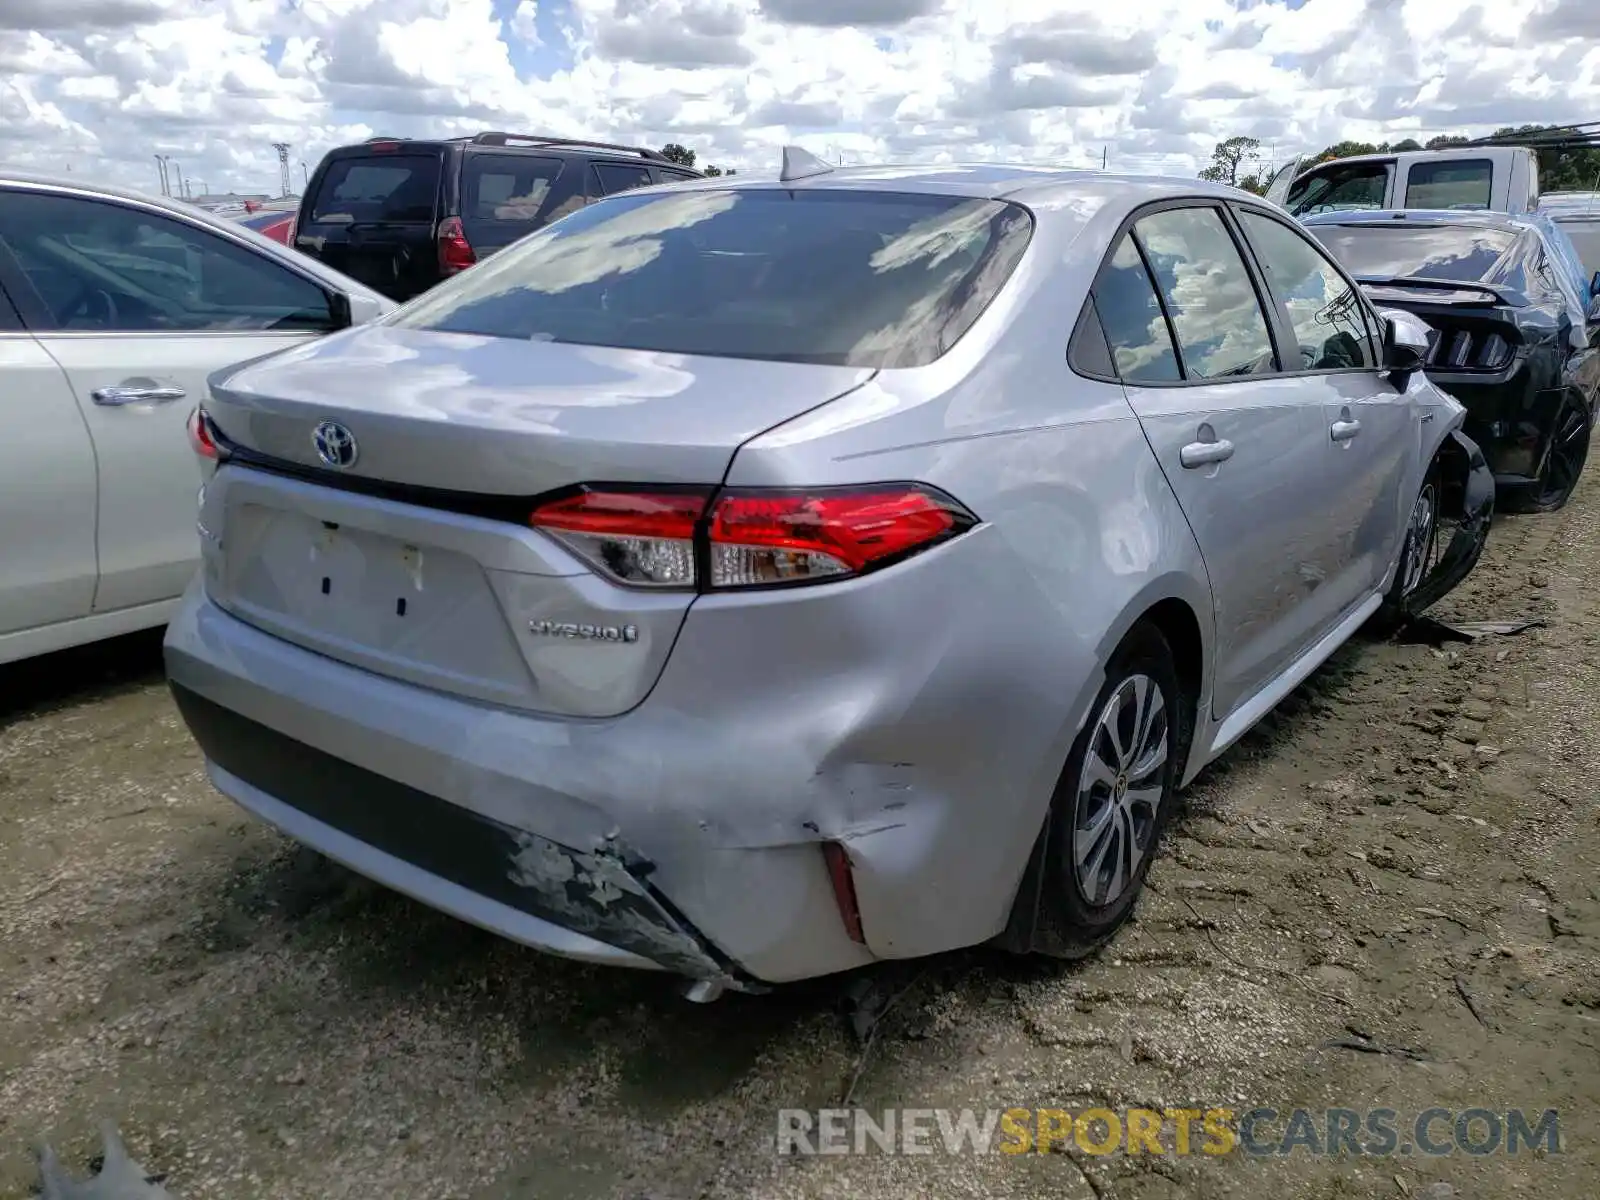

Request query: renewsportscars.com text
[{"left": 776, "top": 1106, "right": 1562, "bottom": 1158}]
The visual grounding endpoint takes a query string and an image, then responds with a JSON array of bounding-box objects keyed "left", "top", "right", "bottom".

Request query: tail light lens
[
  {"left": 528, "top": 483, "right": 975, "bottom": 592},
  {"left": 186, "top": 407, "right": 226, "bottom": 461},
  {"left": 530, "top": 489, "right": 703, "bottom": 587},
  {"left": 437, "top": 216, "right": 476, "bottom": 274}
]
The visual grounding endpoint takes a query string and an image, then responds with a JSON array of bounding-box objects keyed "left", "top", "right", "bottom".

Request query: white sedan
[{"left": 0, "top": 172, "right": 395, "bottom": 665}]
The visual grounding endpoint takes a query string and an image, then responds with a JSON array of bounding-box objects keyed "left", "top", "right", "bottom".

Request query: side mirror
[
  {"left": 344, "top": 291, "right": 389, "bottom": 325},
  {"left": 1379, "top": 308, "right": 1431, "bottom": 376}
]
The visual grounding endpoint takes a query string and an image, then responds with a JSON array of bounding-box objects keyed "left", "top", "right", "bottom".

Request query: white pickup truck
[{"left": 1264, "top": 145, "right": 1541, "bottom": 217}]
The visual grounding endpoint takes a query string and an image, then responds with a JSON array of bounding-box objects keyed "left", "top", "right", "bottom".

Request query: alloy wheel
[
  {"left": 1073, "top": 673, "right": 1168, "bottom": 908},
  {"left": 1536, "top": 400, "right": 1590, "bottom": 508},
  {"left": 1400, "top": 480, "right": 1439, "bottom": 598}
]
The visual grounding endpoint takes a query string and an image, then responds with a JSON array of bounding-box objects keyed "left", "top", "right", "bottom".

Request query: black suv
[{"left": 292, "top": 132, "right": 703, "bottom": 300}]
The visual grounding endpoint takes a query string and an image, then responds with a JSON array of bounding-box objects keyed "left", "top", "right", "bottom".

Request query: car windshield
[
  {"left": 1556, "top": 218, "right": 1600, "bottom": 277},
  {"left": 388, "top": 187, "right": 1035, "bottom": 368},
  {"left": 309, "top": 153, "right": 441, "bottom": 224},
  {"left": 1307, "top": 223, "right": 1518, "bottom": 283}
]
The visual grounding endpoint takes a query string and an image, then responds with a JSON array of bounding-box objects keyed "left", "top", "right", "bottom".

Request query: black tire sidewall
[
  {"left": 1533, "top": 397, "right": 1591, "bottom": 511},
  {"left": 1040, "top": 623, "right": 1183, "bottom": 945}
]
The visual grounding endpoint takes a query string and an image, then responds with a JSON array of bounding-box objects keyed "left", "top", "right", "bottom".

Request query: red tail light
[
  {"left": 528, "top": 483, "right": 975, "bottom": 591},
  {"left": 528, "top": 488, "right": 704, "bottom": 587},
  {"left": 186, "top": 407, "right": 225, "bottom": 461},
  {"left": 437, "top": 216, "right": 476, "bottom": 274},
  {"left": 821, "top": 842, "right": 866, "bottom": 944}
]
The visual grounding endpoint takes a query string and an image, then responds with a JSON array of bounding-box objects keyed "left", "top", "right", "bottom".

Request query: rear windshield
[
  {"left": 1308, "top": 223, "right": 1518, "bottom": 284},
  {"left": 309, "top": 153, "right": 441, "bottom": 224},
  {"left": 1403, "top": 159, "right": 1493, "bottom": 210},
  {"left": 461, "top": 153, "right": 563, "bottom": 241},
  {"left": 388, "top": 188, "right": 1035, "bottom": 368},
  {"left": 1556, "top": 218, "right": 1600, "bottom": 277}
]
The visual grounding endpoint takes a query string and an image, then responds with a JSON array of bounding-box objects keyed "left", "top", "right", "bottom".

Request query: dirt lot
[{"left": 3, "top": 474, "right": 1598, "bottom": 1200}]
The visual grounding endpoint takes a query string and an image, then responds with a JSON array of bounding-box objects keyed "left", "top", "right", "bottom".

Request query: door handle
[
  {"left": 1179, "top": 438, "right": 1236, "bottom": 468},
  {"left": 1330, "top": 417, "right": 1362, "bottom": 442},
  {"left": 92, "top": 384, "right": 186, "bottom": 407}
]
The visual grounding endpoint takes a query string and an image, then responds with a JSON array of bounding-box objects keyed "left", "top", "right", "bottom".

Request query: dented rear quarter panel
[{"left": 697, "top": 190, "right": 1218, "bottom": 961}]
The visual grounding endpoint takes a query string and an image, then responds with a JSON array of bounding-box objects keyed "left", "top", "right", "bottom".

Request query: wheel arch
[{"left": 995, "top": 584, "right": 1212, "bottom": 956}]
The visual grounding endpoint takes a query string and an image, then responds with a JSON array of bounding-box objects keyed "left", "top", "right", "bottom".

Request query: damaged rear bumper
[
  {"left": 162, "top": 583, "right": 890, "bottom": 988},
  {"left": 170, "top": 685, "right": 747, "bottom": 989}
]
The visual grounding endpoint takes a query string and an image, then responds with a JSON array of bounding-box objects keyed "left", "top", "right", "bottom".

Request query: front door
[
  {"left": 0, "top": 187, "right": 340, "bottom": 615},
  {"left": 1093, "top": 206, "right": 1335, "bottom": 719},
  {"left": 1233, "top": 206, "right": 1413, "bottom": 620}
]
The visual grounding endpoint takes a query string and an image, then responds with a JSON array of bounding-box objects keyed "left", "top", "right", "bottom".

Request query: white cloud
[{"left": 0, "top": 0, "right": 1597, "bottom": 199}]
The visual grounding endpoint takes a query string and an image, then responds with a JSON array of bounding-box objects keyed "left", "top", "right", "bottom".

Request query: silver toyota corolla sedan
[{"left": 164, "top": 152, "right": 1494, "bottom": 999}]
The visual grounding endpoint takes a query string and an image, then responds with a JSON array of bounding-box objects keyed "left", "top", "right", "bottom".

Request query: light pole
[
  {"left": 173, "top": 161, "right": 187, "bottom": 199},
  {"left": 300, "top": 160, "right": 308, "bottom": 189},
  {"left": 155, "top": 155, "right": 172, "bottom": 196},
  {"left": 271, "top": 142, "right": 292, "bottom": 197}
]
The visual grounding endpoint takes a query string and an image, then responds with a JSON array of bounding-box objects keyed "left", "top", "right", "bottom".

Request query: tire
[
  {"left": 1030, "top": 622, "right": 1186, "bottom": 959},
  {"left": 1371, "top": 456, "right": 1444, "bottom": 635},
  {"left": 1505, "top": 395, "right": 1590, "bottom": 515}
]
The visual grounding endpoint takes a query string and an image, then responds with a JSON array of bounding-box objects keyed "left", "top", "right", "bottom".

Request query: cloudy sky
[{"left": 3, "top": 0, "right": 1598, "bottom": 199}]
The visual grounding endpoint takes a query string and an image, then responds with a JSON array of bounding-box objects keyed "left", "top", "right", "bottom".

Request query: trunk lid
[{"left": 200, "top": 326, "right": 874, "bottom": 717}]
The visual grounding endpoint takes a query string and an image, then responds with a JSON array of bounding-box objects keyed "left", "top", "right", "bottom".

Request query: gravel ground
[{"left": 3, "top": 469, "right": 1598, "bottom": 1200}]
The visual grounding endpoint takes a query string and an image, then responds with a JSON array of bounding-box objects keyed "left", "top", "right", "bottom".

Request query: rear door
[
  {"left": 0, "top": 273, "right": 98, "bottom": 642},
  {"left": 0, "top": 185, "right": 346, "bottom": 616},
  {"left": 296, "top": 147, "right": 443, "bottom": 299},
  {"left": 1094, "top": 203, "right": 1334, "bottom": 719},
  {"left": 1234, "top": 205, "right": 1413, "bottom": 613}
]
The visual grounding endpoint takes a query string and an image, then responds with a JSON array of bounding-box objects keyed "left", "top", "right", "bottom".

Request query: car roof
[
  {"left": 1299, "top": 207, "right": 1532, "bottom": 234},
  {"left": 0, "top": 168, "right": 394, "bottom": 307},
  {"left": 600, "top": 161, "right": 1252, "bottom": 206},
  {"left": 1540, "top": 192, "right": 1600, "bottom": 219},
  {"left": 1296, "top": 147, "right": 1520, "bottom": 168},
  {"left": 327, "top": 134, "right": 680, "bottom": 169}
]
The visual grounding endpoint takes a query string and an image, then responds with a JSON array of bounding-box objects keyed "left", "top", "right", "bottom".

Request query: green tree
[
  {"left": 659, "top": 143, "right": 696, "bottom": 167},
  {"left": 1237, "top": 172, "right": 1267, "bottom": 195},
  {"left": 1198, "top": 136, "right": 1261, "bottom": 187},
  {"left": 1489, "top": 124, "right": 1600, "bottom": 192},
  {"left": 703, "top": 165, "right": 723, "bottom": 176}
]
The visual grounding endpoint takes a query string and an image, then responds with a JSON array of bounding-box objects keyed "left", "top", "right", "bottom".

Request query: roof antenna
[{"left": 779, "top": 144, "right": 835, "bottom": 183}]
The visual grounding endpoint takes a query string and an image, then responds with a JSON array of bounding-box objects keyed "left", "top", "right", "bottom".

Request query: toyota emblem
[{"left": 312, "top": 420, "right": 358, "bottom": 469}]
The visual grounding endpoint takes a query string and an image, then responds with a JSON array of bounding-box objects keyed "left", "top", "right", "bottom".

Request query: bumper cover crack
[{"left": 169, "top": 683, "right": 748, "bottom": 988}]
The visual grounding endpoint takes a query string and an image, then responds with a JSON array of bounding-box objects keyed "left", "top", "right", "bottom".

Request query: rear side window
[
  {"left": 461, "top": 153, "right": 563, "bottom": 239},
  {"left": 1093, "top": 235, "right": 1181, "bottom": 383},
  {"left": 309, "top": 154, "right": 441, "bottom": 224},
  {"left": 389, "top": 188, "right": 1034, "bottom": 369},
  {"left": 1134, "top": 206, "right": 1278, "bottom": 379},
  {"left": 591, "top": 162, "right": 654, "bottom": 196},
  {"left": 1404, "top": 160, "right": 1493, "bottom": 210}
]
